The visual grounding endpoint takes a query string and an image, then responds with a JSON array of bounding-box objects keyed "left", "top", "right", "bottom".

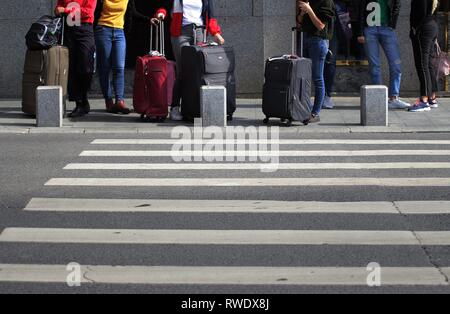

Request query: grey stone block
[
  {"left": 360, "top": 85, "right": 388, "bottom": 126},
  {"left": 36, "top": 86, "right": 63, "bottom": 127},
  {"left": 201, "top": 86, "right": 227, "bottom": 127}
]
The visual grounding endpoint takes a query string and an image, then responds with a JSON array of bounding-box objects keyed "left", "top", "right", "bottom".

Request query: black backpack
[{"left": 25, "top": 15, "right": 63, "bottom": 50}]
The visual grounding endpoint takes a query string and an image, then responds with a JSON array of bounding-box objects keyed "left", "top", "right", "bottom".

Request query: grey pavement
[{"left": 0, "top": 97, "right": 449, "bottom": 134}]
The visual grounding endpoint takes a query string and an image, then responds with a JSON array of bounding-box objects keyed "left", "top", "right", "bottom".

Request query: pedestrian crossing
[{"left": 1, "top": 136, "right": 450, "bottom": 290}]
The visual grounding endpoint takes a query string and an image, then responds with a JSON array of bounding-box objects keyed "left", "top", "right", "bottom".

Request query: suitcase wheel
[
  {"left": 227, "top": 115, "right": 233, "bottom": 122},
  {"left": 263, "top": 117, "right": 269, "bottom": 124},
  {"left": 302, "top": 119, "right": 309, "bottom": 126}
]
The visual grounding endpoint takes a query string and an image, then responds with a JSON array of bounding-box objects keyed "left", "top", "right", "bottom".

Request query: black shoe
[
  {"left": 68, "top": 102, "right": 90, "bottom": 118},
  {"left": 82, "top": 99, "right": 91, "bottom": 112}
]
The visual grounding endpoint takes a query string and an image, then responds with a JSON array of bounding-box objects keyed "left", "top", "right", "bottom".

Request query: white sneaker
[
  {"left": 322, "top": 96, "right": 334, "bottom": 109},
  {"left": 429, "top": 99, "right": 439, "bottom": 109},
  {"left": 169, "top": 106, "right": 183, "bottom": 121},
  {"left": 388, "top": 98, "right": 411, "bottom": 110}
]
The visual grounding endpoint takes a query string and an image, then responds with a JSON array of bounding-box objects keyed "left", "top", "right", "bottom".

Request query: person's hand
[
  {"left": 150, "top": 18, "right": 160, "bottom": 25},
  {"left": 214, "top": 33, "right": 225, "bottom": 45},
  {"left": 151, "top": 13, "right": 165, "bottom": 25},
  {"left": 298, "top": 1, "right": 313, "bottom": 15},
  {"left": 357, "top": 36, "right": 365, "bottom": 44},
  {"left": 55, "top": 7, "right": 66, "bottom": 15}
]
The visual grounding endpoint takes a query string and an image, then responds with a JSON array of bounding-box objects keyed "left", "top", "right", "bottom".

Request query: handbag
[
  {"left": 431, "top": 40, "right": 450, "bottom": 78},
  {"left": 25, "top": 15, "right": 63, "bottom": 50}
]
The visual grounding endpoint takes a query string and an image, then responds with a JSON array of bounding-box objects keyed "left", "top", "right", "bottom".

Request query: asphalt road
[{"left": 0, "top": 132, "right": 449, "bottom": 294}]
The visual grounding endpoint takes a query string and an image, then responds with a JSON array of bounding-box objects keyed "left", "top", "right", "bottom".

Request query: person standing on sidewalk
[
  {"left": 408, "top": 0, "right": 440, "bottom": 112},
  {"left": 297, "top": 0, "right": 335, "bottom": 123},
  {"left": 55, "top": 0, "right": 97, "bottom": 118},
  {"left": 152, "top": 0, "right": 225, "bottom": 121},
  {"left": 94, "top": 0, "right": 150, "bottom": 115},
  {"left": 358, "top": 0, "right": 411, "bottom": 110}
]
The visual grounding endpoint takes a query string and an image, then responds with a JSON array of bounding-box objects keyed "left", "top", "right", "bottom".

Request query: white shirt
[{"left": 182, "top": 0, "right": 204, "bottom": 27}]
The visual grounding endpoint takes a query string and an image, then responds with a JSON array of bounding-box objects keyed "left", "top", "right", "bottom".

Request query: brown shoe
[{"left": 110, "top": 100, "right": 131, "bottom": 115}]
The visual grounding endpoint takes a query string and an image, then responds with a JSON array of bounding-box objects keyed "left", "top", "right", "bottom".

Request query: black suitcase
[
  {"left": 262, "top": 28, "right": 312, "bottom": 126},
  {"left": 181, "top": 29, "right": 236, "bottom": 121}
]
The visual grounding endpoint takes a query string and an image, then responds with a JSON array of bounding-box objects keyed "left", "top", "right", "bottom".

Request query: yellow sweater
[{"left": 98, "top": 0, "right": 130, "bottom": 29}]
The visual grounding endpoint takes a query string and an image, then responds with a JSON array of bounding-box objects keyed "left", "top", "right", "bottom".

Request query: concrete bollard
[
  {"left": 360, "top": 85, "right": 388, "bottom": 127},
  {"left": 200, "top": 86, "right": 227, "bottom": 127},
  {"left": 36, "top": 86, "right": 63, "bottom": 127}
]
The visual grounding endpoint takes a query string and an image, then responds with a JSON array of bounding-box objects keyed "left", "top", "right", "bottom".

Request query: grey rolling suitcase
[{"left": 262, "top": 27, "right": 312, "bottom": 126}]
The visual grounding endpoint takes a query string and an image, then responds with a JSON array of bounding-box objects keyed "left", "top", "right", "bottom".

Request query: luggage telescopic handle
[
  {"left": 193, "top": 25, "right": 207, "bottom": 45},
  {"left": 291, "top": 26, "right": 303, "bottom": 58},
  {"left": 61, "top": 15, "right": 65, "bottom": 46},
  {"left": 150, "top": 20, "right": 165, "bottom": 55}
]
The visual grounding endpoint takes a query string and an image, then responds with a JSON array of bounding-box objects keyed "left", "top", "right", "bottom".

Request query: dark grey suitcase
[
  {"left": 262, "top": 28, "right": 312, "bottom": 126},
  {"left": 181, "top": 28, "right": 236, "bottom": 121}
]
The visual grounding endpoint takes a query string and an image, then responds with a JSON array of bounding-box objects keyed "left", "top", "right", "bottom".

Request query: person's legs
[
  {"left": 364, "top": 27, "right": 382, "bottom": 85},
  {"left": 323, "top": 25, "right": 337, "bottom": 109},
  {"left": 410, "top": 21, "right": 439, "bottom": 112},
  {"left": 94, "top": 25, "right": 114, "bottom": 107},
  {"left": 111, "top": 28, "right": 126, "bottom": 102},
  {"left": 307, "top": 37, "right": 328, "bottom": 118},
  {"left": 379, "top": 27, "right": 402, "bottom": 97},
  {"left": 379, "top": 27, "right": 411, "bottom": 109},
  {"left": 67, "top": 24, "right": 95, "bottom": 117}
]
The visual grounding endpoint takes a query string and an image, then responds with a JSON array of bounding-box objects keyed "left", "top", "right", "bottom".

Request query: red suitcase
[{"left": 133, "top": 21, "right": 175, "bottom": 122}]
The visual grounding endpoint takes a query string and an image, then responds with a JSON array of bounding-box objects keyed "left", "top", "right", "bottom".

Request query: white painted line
[
  {"left": 24, "top": 198, "right": 399, "bottom": 213},
  {"left": 64, "top": 162, "right": 450, "bottom": 170},
  {"left": 395, "top": 201, "right": 450, "bottom": 215},
  {"left": 2, "top": 228, "right": 449, "bottom": 245},
  {"left": 0, "top": 264, "right": 447, "bottom": 286},
  {"left": 44, "top": 177, "right": 450, "bottom": 187},
  {"left": 79, "top": 150, "right": 450, "bottom": 157},
  {"left": 91, "top": 139, "right": 450, "bottom": 145}
]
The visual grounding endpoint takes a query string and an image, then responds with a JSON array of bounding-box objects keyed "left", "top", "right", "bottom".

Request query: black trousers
[
  {"left": 411, "top": 19, "right": 439, "bottom": 98},
  {"left": 65, "top": 24, "right": 96, "bottom": 102}
]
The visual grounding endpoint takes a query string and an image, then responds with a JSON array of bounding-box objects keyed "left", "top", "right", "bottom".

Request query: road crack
[{"left": 392, "top": 201, "right": 450, "bottom": 286}]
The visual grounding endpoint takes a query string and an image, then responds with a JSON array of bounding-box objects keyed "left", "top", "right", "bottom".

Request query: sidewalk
[{"left": 0, "top": 97, "right": 449, "bottom": 134}]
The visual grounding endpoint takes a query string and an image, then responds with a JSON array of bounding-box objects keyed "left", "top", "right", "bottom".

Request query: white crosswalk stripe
[
  {"left": 2, "top": 136, "right": 450, "bottom": 289},
  {"left": 45, "top": 177, "right": 450, "bottom": 187},
  {"left": 65, "top": 162, "right": 450, "bottom": 170},
  {"left": 0, "top": 264, "right": 448, "bottom": 286},
  {"left": 91, "top": 139, "right": 450, "bottom": 145},
  {"left": 23, "top": 198, "right": 450, "bottom": 214},
  {"left": 1, "top": 228, "right": 450, "bottom": 245},
  {"left": 80, "top": 150, "right": 450, "bottom": 157}
]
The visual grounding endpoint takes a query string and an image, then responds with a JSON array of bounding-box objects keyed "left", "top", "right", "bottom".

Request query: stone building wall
[{"left": 0, "top": 0, "right": 447, "bottom": 98}]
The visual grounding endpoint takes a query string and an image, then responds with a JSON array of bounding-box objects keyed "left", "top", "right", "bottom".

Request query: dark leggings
[
  {"left": 65, "top": 24, "right": 96, "bottom": 102},
  {"left": 411, "top": 19, "right": 439, "bottom": 99}
]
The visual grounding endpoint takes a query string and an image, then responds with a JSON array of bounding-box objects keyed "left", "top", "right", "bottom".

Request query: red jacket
[
  {"left": 56, "top": 0, "right": 97, "bottom": 24},
  {"left": 156, "top": 0, "right": 221, "bottom": 37}
]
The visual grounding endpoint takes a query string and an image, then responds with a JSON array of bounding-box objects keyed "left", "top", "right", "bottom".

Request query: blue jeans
[
  {"left": 364, "top": 26, "right": 402, "bottom": 97},
  {"left": 94, "top": 25, "right": 126, "bottom": 102},
  {"left": 298, "top": 33, "right": 329, "bottom": 115}
]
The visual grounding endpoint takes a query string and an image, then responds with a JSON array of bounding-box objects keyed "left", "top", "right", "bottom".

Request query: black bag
[
  {"left": 26, "top": 15, "right": 63, "bottom": 50},
  {"left": 262, "top": 28, "right": 312, "bottom": 126},
  {"left": 181, "top": 28, "right": 236, "bottom": 121}
]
